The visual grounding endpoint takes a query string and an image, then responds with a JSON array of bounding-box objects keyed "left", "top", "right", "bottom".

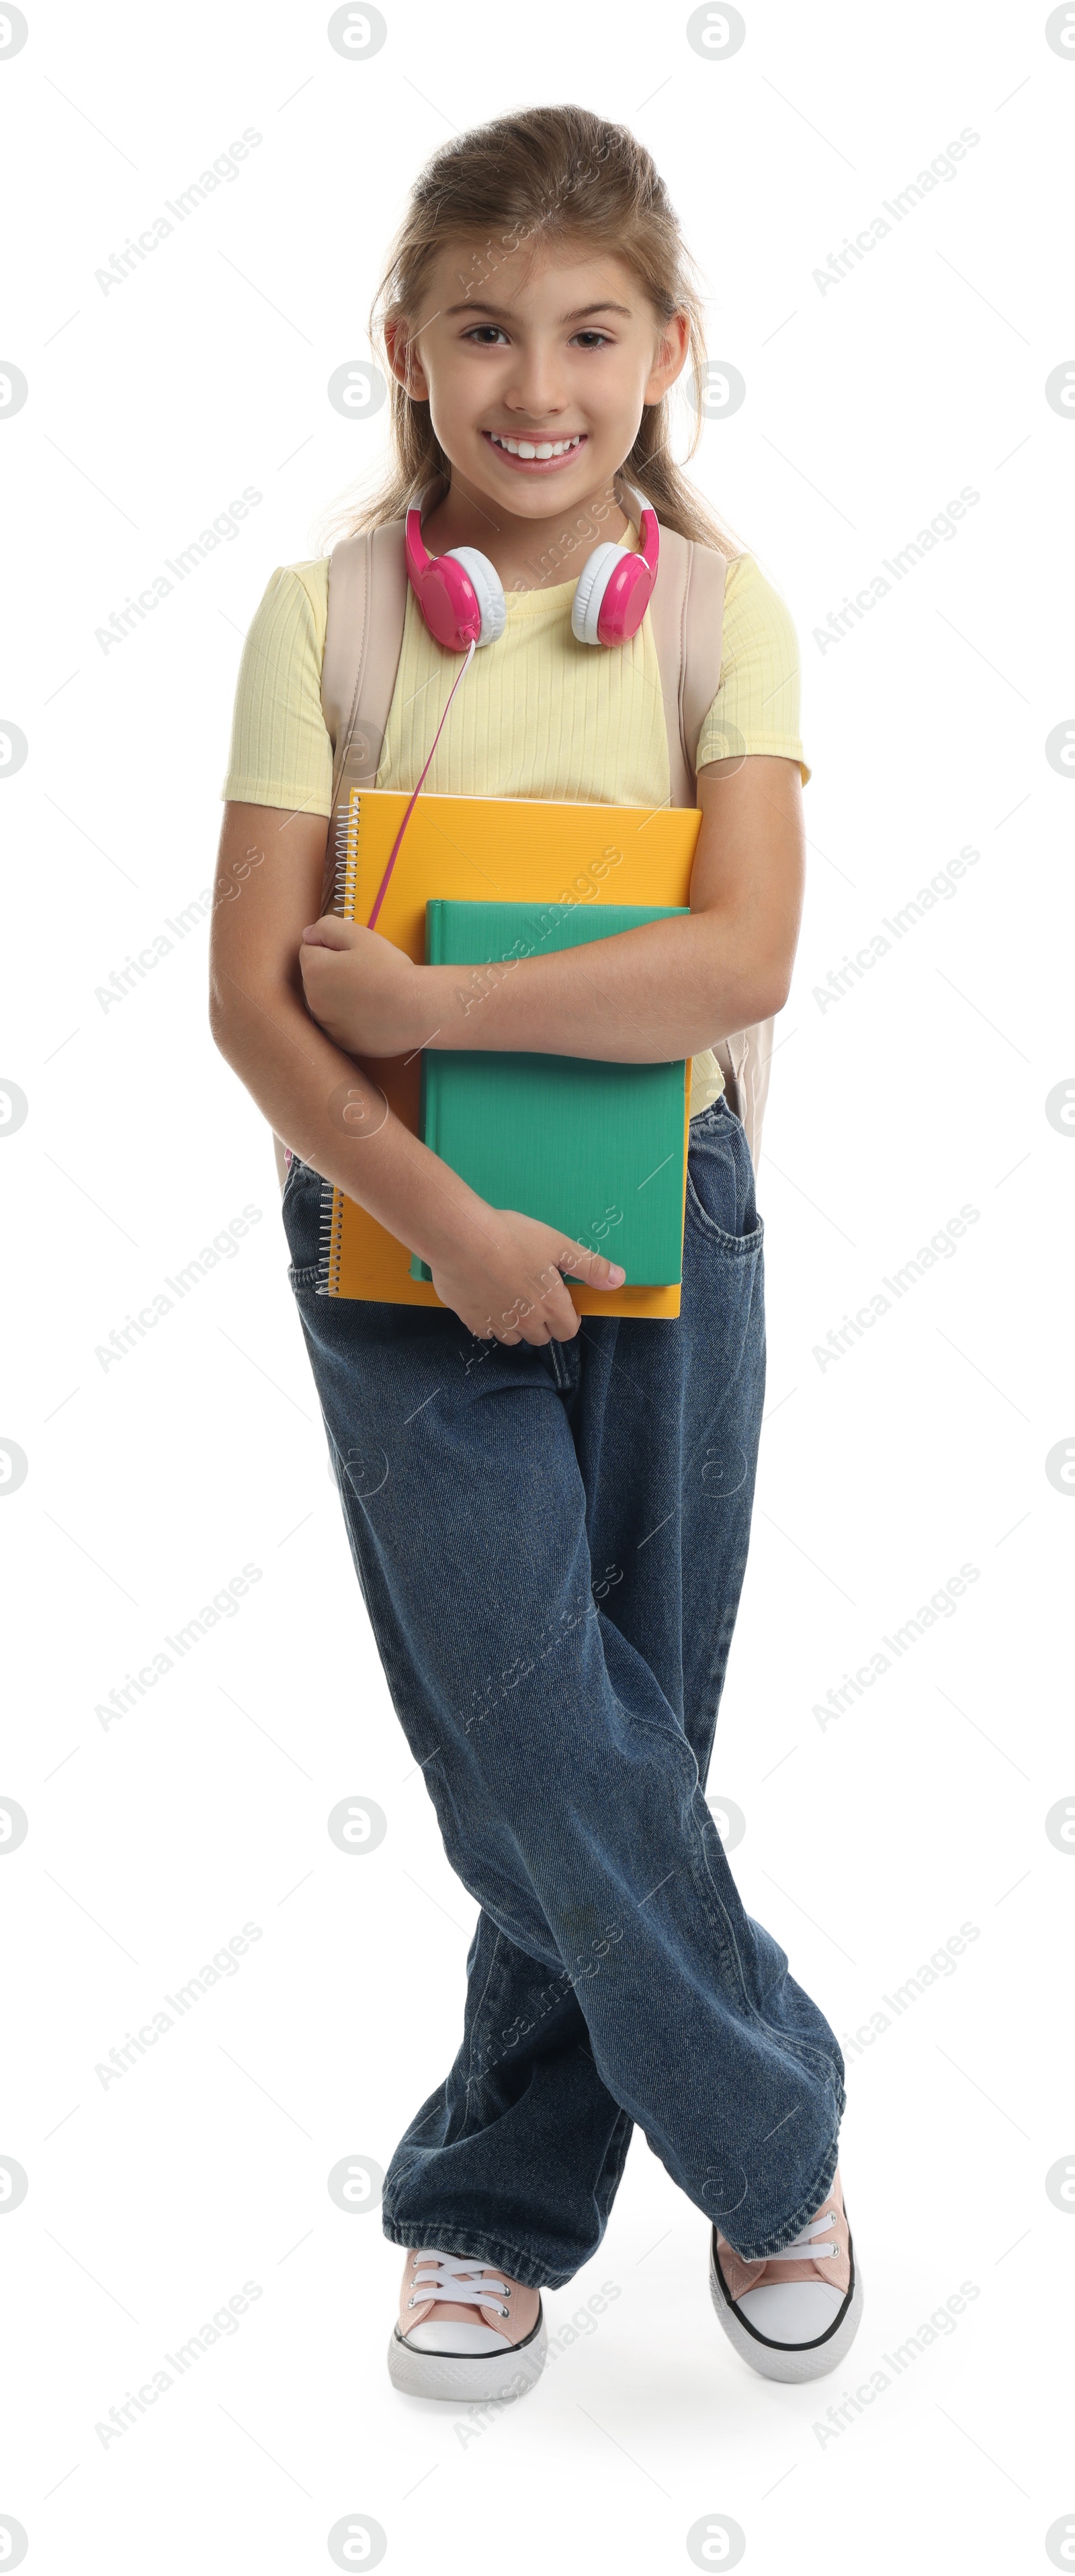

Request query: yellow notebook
[{"left": 321, "top": 787, "right": 703, "bottom": 1318}]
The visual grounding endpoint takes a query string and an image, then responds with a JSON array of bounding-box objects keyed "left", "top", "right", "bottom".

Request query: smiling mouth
[{"left": 482, "top": 430, "right": 587, "bottom": 464}]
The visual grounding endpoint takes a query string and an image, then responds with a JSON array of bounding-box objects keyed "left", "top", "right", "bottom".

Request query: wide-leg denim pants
[{"left": 282, "top": 1097, "right": 845, "bottom": 2290}]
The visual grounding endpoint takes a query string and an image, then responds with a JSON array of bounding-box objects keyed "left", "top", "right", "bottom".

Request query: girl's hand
[
  {"left": 428, "top": 1206, "right": 626, "bottom": 1344},
  {"left": 300, "top": 919, "right": 429, "bottom": 1056}
]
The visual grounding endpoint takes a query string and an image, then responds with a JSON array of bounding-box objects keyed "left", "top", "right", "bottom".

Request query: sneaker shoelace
[
  {"left": 759, "top": 2206, "right": 842, "bottom": 2266},
  {"left": 408, "top": 2251, "right": 512, "bottom": 2319}
]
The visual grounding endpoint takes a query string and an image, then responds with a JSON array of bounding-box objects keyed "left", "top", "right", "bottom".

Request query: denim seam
[
  {"left": 685, "top": 1788, "right": 843, "bottom": 2089},
  {"left": 685, "top": 1103, "right": 760, "bottom": 1247},
  {"left": 597, "top": 1724, "right": 810, "bottom": 2061},
  {"left": 595, "top": 2108, "right": 635, "bottom": 2221},
  {"left": 464, "top": 1927, "right": 505, "bottom": 2121},
  {"left": 688, "top": 1814, "right": 825, "bottom": 2057},
  {"left": 685, "top": 1339, "right": 763, "bottom": 1489},
  {"left": 282, "top": 1156, "right": 318, "bottom": 1214},
  {"left": 609, "top": 1701, "right": 703, "bottom": 1794},
  {"left": 458, "top": 1888, "right": 566, "bottom": 1974}
]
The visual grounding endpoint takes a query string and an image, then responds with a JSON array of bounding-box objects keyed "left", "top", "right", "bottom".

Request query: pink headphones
[{"left": 404, "top": 476, "right": 660, "bottom": 653}]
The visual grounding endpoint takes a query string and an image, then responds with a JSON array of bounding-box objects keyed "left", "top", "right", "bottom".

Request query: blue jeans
[{"left": 282, "top": 1097, "right": 844, "bottom": 2289}]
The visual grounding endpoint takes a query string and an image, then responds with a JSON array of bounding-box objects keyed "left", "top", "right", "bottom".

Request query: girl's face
[{"left": 388, "top": 239, "right": 689, "bottom": 522}]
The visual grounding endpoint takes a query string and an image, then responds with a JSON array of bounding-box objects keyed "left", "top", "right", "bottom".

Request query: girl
[{"left": 210, "top": 104, "right": 862, "bottom": 2403}]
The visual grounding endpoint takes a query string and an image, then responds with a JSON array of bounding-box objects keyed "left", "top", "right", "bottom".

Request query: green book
[{"left": 409, "top": 900, "right": 689, "bottom": 1286}]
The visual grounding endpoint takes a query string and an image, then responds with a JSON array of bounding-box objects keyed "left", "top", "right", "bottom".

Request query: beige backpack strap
[
  {"left": 322, "top": 521, "right": 409, "bottom": 814},
  {"left": 648, "top": 525, "right": 726, "bottom": 802},
  {"left": 679, "top": 542, "right": 728, "bottom": 788},
  {"left": 648, "top": 525, "right": 694, "bottom": 807},
  {"left": 271, "top": 522, "right": 410, "bottom": 1189}
]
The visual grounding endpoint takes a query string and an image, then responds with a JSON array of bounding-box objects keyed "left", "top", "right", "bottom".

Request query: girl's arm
[
  {"left": 208, "top": 803, "right": 626, "bottom": 1346},
  {"left": 299, "top": 753, "right": 804, "bottom": 1063}
]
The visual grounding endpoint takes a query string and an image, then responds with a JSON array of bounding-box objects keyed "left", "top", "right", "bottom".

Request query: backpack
[{"left": 307, "top": 512, "right": 775, "bottom": 1175}]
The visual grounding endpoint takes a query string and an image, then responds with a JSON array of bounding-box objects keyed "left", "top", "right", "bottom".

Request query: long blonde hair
[{"left": 319, "top": 103, "right": 744, "bottom": 560}]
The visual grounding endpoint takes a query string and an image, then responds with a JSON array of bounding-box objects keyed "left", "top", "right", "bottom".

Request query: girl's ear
[
  {"left": 384, "top": 315, "right": 427, "bottom": 400},
  {"left": 645, "top": 309, "right": 691, "bottom": 403}
]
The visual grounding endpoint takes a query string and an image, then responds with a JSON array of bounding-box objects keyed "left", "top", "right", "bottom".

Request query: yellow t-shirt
[{"left": 222, "top": 544, "right": 809, "bottom": 1119}]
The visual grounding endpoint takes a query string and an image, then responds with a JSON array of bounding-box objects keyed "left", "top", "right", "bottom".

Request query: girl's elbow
[
  {"left": 707, "top": 966, "right": 790, "bottom": 1038},
  {"left": 750, "top": 964, "right": 792, "bottom": 1020},
  {"left": 209, "top": 974, "right": 249, "bottom": 1064},
  {"left": 697, "top": 921, "right": 793, "bottom": 1036},
  {"left": 208, "top": 979, "right": 232, "bottom": 1048}
]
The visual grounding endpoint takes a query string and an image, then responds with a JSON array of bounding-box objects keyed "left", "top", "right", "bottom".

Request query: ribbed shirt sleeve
[
  {"left": 697, "top": 554, "right": 810, "bottom": 786},
  {"left": 221, "top": 562, "right": 333, "bottom": 815}
]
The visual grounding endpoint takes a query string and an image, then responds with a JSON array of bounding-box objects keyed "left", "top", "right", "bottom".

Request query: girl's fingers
[
  {"left": 555, "top": 1242, "right": 626, "bottom": 1290},
  {"left": 301, "top": 917, "right": 355, "bottom": 947}
]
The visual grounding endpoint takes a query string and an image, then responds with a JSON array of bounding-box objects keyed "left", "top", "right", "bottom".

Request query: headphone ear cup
[
  {"left": 443, "top": 546, "right": 507, "bottom": 646},
  {"left": 571, "top": 542, "right": 626, "bottom": 647}
]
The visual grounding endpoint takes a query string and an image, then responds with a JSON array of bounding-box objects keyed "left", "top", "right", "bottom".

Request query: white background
[{"left": 1, "top": 2, "right": 1071, "bottom": 2569}]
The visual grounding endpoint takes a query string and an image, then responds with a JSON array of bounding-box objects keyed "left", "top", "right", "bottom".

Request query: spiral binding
[
  {"left": 315, "top": 790, "right": 359, "bottom": 1297},
  {"left": 332, "top": 786, "right": 360, "bottom": 922},
  {"left": 316, "top": 1175, "right": 343, "bottom": 1298}
]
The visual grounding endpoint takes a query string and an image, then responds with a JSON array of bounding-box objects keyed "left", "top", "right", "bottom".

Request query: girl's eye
[{"left": 462, "top": 327, "right": 612, "bottom": 349}]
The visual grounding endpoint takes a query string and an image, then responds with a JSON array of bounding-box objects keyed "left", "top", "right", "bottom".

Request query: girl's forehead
[{"left": 421, "top": 238, "right": 643, "bottom": 315}]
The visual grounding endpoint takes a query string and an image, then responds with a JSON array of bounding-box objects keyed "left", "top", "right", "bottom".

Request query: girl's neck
[{"left": 419, "top": 470, "right": 636, "bottom": 595}]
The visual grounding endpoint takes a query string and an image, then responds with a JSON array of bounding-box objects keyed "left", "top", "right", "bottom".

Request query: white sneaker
[
  {"left": 709, "top": 2167, "right": 864, "bottom": 2382},
  {"left": 388, "top": 2247, "right": 548, "bottom": 2402}
]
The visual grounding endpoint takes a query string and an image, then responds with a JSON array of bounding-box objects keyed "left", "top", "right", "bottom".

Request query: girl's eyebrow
[{"left": 442, "top": 300, "right": 634, "bottom": 323}]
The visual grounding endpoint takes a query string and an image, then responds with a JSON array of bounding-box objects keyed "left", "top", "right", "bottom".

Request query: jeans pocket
[
  {"left": 685, "top": 1099, "right": 763, "bottom": 1253},
  {"left": 282, "top": 1155, "right": 324, "bottom": 1289}
]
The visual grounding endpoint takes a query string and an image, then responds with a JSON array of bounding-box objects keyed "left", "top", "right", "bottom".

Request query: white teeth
[{"left": 488, "top": 433, "right": 583, "bottom": 459}]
